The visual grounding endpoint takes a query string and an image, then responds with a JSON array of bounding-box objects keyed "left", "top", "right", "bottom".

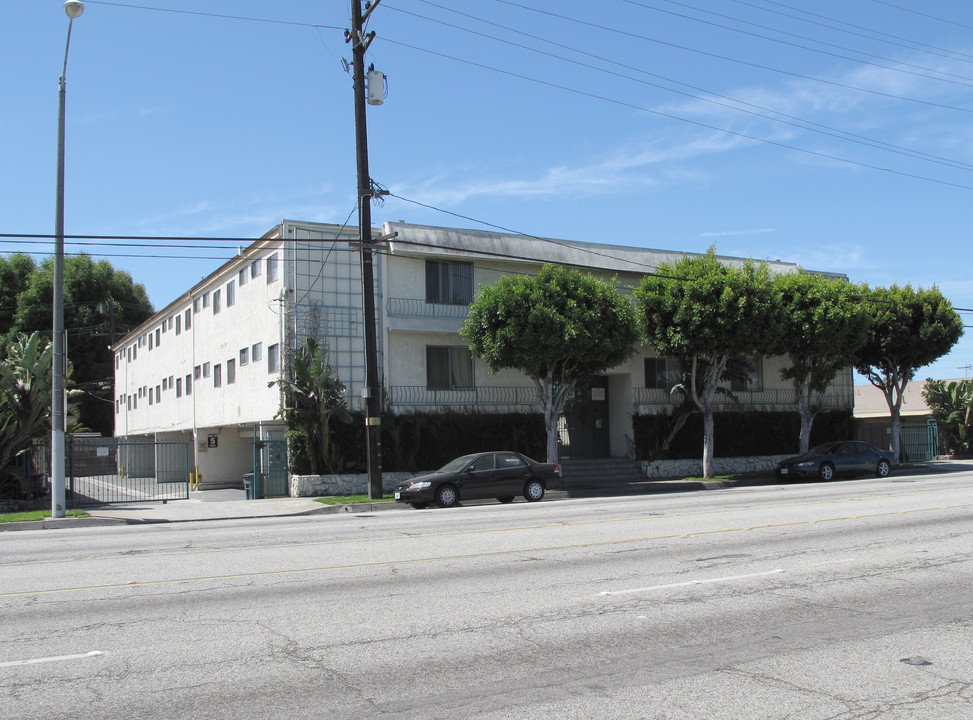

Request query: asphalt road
[{"left": 2, "top": 470, "right": 972, "bottom": 719}]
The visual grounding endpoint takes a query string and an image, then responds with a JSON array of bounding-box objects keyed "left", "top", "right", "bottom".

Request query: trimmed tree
[
  {"left": 922, "top": 378, "right": 973, "bottom": 456},
  {"left": 774, "top": 272, "right": 871, "bottom": 453},
  {"left": 635, "top": 249, "right": 780, "bottom": 478},
  {"left": 854, "top": 285, "right": 964, "bottom": 458},
  {"left": 461, "top": 264, "right": 638, "bottom": 463}
]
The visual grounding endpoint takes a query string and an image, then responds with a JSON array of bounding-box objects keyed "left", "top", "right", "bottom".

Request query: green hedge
[
  {"left": 633, "top": 410, "right": 856, "bottom": 460},
  {"left": 320, "top": 410, "right": 548, "bottom": 474}
]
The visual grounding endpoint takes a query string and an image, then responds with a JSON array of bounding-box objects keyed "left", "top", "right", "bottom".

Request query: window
[
  {"left": 729, "top": 357, "right": 763, "bottom": 392},
  {"left": 168, "top": 317, "right": 174, "bottom": 331},
  {"left": 162, "top": 378, "right": 168, "bottom": 391},
  {"left": 193, "top": 298, "right": 201, "bottom": 314},
  {"left": 252, "top": 342, "right": 262, "bottom": 362},
  {"left": 194, "top": 365, "right": 202, "bottom": 380},
  {"left": 226, "top": 280, "right": 235, "bottom": 307},
  {"left": 148, "top": 334, "right": 153, "bottom": 351},
  {"left": 185, "top": 374, "right": 192, "bottom": 395},
  {"left": 155, "top": 328, "right": 161, "bottom": 346},
  {"left": 227, "top": 358, "right": 236, "bottom": 385},
  {"left": 239, "top": 268, "right": 248, "bottom": 286},
  {"left": 426, "top": 346, "right": 473, "bottom": 389},
  {"left": 203, "top": 292, "right": 210, "bottom": 309},
  {"left": 425, "top": 260, "right": 473, "bottom": 305},
  {"left": 267, "top": 253, "right": 278, "bottom": 283},
  {"left": 203, "top": 362, "right": 211, "bottom": 378},
  {"left": 169, "top": 375, "right": 174, "bottom": 389},
  {"left": 185, "top": 308, "right": 191, "bottom": 330},
  {"left": 155, "top": 386, "right": 160, "bottom": 403},
  {"left": 268, "top": 343, "right": 280, "bottom": 373},
  {"left": 213, "top": 288, "right": 221, "bottom": 314},
  {"left": 240, "top": 347, "right": 249, "bottom": 366},
  {"left": 251, "top": 259, "right": 261, "bottom": 279},
  {"left": 132, "top": 344, "right": 137, "bottom": 360},
  {"left": 175, "top": 315, "right": 181, "bottom": 335},
  {"left": 645, "top": 357, "right": 685, "bottom": 391},
  {"left": 214, "top": 363, "right": 222, "bottom": 388},
  {"left": 176, "top": 378, "right": 182, "bottom": 398}
]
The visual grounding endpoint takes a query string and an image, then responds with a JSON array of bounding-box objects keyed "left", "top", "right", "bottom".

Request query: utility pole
[{"left": 347, "top": 0, "right": 383, "bottom": 499}]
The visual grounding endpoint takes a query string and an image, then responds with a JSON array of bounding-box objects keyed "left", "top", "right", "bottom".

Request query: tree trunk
[
  {"left": 795, "top": 376, "right": 815, "bottom": 454},
  {"left": 537, "top": 373, "right": 574, "bottom": 464},
  {"left": 702, "top": 410, "right": 715, "bottom": 478}
]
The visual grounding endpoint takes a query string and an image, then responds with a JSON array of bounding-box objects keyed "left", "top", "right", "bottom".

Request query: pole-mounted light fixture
[{"left": 52, "top": 0, "right": 84, "bottom": 518}]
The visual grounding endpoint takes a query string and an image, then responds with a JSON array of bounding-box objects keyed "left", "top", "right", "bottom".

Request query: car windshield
[
  {"left": 437, "top": 455, "right": 476, "bottom": 473},
  {"left": 808, "top": 442, "right": 843, "bottom": 455}
]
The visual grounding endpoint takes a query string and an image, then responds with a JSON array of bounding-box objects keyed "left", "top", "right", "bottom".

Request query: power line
[
  {"left": 382, "top": 37, "right": 973, "bottom": 193},
  {"left": 398, "top": 2, "right": 973, "bottom": 173},
  {"left": 82, "top": 1, "right": 343, "bottom": 30}
]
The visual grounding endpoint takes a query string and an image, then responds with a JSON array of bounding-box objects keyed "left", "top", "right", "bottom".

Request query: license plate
[
  {"left": 779, "top": 468, "right": 788, "bottom": 475},
  {"left": 394, "top": 491, "right": 400, "bottom": 499}
]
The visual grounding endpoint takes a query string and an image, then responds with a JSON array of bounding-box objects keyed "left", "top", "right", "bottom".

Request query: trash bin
[{"left": 243, "top": 473, "right": 255, "bottom": 500}]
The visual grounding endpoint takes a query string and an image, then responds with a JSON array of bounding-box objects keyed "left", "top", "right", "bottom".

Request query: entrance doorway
[{"left": 563, "top": 376, "right": 611, "bottom": 459}]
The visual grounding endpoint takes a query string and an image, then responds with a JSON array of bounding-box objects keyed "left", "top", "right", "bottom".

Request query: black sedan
[
  {"left": 776, "top": 441, "right": 896, "bottom": 481},
  {"left": 393, "top": 451, "right": 562, "bottom": 509}
]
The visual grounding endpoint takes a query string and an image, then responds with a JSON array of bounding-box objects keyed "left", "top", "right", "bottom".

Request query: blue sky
[{"left": 4, "top": 0, "right": 972, "bottom": 381}]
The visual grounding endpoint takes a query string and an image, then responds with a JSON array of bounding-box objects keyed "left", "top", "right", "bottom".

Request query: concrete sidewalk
[
  {"left": 2, "top": 459, "right": 969, "bottom": 532},
  {"left": 0, "top": 489, "right": 403, "bottom": 532}
]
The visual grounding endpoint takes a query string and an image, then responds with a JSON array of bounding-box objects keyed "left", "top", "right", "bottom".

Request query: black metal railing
[
  {"left": 632, "top": 386, "right": 853, "bottom": 410},
  {"left": 388, "top": 385, "right": 538, "bottom": 409},
  {"left": 386, "top": 297, "right": 471, "bottom": 320}
]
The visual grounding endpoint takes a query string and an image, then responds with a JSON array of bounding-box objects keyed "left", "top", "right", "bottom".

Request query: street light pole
[{"left": 52, "top": 1, "right": 84, "bottom": 519}]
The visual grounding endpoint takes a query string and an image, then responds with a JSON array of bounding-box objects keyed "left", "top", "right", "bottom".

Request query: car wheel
[
  {"left": 435, "top": 484, "right": 459, "bottom": 508},
  {"left": 819, "top": 462, "right": 835, "bottom": 481},
  {"left": 497, "top": 496, "right": 515, "bottom": 504},
  {"left": 876, "top": 459, "right": 891, "bottom": 478},
  {"left": 524, "top": 480, "right": 545, "bottom": 502},
  {"left": 409, "top": 502, "right": 430, "bottom": 509}
]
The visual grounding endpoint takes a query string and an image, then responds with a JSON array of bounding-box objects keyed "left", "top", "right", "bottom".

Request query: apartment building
[{"left": 113, "top": 220, "right": 854, "bottom": 488}]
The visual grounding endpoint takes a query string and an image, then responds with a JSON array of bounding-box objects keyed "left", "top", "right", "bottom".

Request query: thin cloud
[{"left": 699, "top": 228, "right": 776, "bottom": 238}]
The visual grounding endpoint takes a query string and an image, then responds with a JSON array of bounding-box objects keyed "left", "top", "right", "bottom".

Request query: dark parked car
[
  {"left": 393, "top": 451, "right": 562, "bottom": 509},
  {"left": 776, "top": 441, "right": 896, "bottom": 481}
]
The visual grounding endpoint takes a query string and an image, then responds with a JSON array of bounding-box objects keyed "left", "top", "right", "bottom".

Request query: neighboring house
[
  {"left": 854, "top": 380, "right": 960, "bottom": 460},
  {"left": 112, "top": 220, "right": 854, "bottom": 489}
]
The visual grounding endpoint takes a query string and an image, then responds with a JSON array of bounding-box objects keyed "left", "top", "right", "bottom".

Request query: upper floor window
[
  {"left": 193, "top": 297, "right": 201, "bottom": 314},
  {"left": 226, "top": 280, "right": 236, "bottom": 307},
  {"left": 251, "top": 259, "right": 262, "bottom": 279},
  {"left": 214, "top": 363, "right": 222, "bottom": 388},
  {"left": 175, "top": 315, "right": 181, "bottom": 335},
  {"left": 268, "top": 343, "right": 280, "bottom": 373},
  {"left": 729, "top": 356, "right": 763, "bottom": 393},
  {"left": 239, "top": 268, "right": 248, "bottom": 286},
  {"left": 213, "top": 288, "right": 221, "bottom": 314},
  {"left": 227, "top": 358, "right": 236, "bottom": 385},
  {"left": 426, "top": 346, "right": 473, "bottom": 389},
  {"left": 266, "top": 253, "right": 279, "bottom": 283},
  {"left": 185, "top": 308, "right": 192, "bottom": 330},
  {"left": 425, "top": 260, "right": 473, "bottom": 305},
  {"left": 240, "top": 347, "right": 249, "bottom": 366},
  {"left": 645, "top": 357, "right": 685, "bottom": 391},
  {"left": 252, "top": 342, "right": 263, "bottom": 362}
]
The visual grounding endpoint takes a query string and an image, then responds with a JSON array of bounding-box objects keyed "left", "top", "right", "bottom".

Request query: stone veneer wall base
[{"left": 641, "top": 455, "right": 790, "bottom": 478}]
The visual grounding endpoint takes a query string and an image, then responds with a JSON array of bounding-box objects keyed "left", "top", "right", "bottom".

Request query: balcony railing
[
  {"left": 386, "top": 298, "right": 470, "bottom": 320},
  {"left": 633, "top": 386, "right": 853, "bottom": 411},
  {"left": 388, "top": 385, "right": 538, "bottom": 409}
]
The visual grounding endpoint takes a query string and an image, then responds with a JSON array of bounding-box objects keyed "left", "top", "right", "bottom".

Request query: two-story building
[{"left": 112, "top": 220, "right": 854, "bottom": 490}]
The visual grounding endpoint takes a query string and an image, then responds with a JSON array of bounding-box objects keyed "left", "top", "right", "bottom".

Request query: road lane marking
[
  {"left": 0, "top": 651, "right": 103, "bottom": 668},
  {"left": 600, "top": 569, "right": 785, "bottom": 596}
]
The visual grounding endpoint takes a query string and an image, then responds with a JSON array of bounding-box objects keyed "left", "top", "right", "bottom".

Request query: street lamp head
[{"left": 64, "top": 1, "right": 84, "bottom": 19}]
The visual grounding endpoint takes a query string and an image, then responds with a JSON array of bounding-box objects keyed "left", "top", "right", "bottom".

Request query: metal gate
[
  {"left": 67, "top": 437, "right": 191, "bottom": 507},
  {"left": 900, "top": 421, "right": 939, "bottom": 463},
  {"left": 253, "top": 439, "right": 289, "bottom": 498}
]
